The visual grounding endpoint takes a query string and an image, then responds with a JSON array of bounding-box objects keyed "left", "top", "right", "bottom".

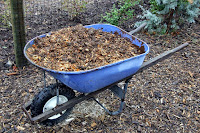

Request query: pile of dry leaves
[{"left": 26, "top": 24, "right": 144, "bottom": 71}]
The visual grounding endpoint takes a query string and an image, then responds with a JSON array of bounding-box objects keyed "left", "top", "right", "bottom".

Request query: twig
[
  {"left": 172, "top": 114, "right": 182, "bottom": 119},
  {"left": 6, "top": 72, "right": 19, "bottom": 76}
]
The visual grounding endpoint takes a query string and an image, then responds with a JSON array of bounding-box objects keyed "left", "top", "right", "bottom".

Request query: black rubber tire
[{"left": 30, "top": 83, "right": 75, "bottom": 126}]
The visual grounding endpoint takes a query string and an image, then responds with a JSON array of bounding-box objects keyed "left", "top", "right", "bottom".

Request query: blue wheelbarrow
[{"left": 22, "top": 24, "right": 188, "bottom": 126}]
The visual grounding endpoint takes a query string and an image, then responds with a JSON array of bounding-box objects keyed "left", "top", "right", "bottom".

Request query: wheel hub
[{"left": 43, "top": 95, "right": 68, "bottom": 119}]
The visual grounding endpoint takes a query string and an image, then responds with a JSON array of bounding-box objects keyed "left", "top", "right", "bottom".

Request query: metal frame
[
  {"left": 93, "top": 78, "right": 131, "bottom": 115},
  {"left": 22, "top": 42, "right": 189, "bottom": 124}
]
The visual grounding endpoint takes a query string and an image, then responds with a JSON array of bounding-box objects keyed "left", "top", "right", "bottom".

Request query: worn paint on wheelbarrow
[{"left": 24, "top": 24, "right": 150, "bottom": 93}]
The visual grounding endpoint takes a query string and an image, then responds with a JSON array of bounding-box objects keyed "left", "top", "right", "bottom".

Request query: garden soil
[{"left": 0, "top": 0, "right": 199, "bottom": 132}]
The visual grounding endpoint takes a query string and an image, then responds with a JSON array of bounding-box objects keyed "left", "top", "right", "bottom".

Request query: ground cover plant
[{"left": 102, "top": 0, "right": 141, "bottom": 26}]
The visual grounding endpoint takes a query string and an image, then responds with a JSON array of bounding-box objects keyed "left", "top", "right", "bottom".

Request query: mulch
[
  {"left": 26, "top": 24, "right": 143, "bottom": 71},
  {"left": 0, "top": 0, "right": 199, "bottom": 132}
]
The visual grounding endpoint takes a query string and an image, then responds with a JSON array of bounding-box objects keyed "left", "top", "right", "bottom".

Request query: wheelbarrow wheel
[{"left": 30, "top": 83, "right": 75, "bottom": 126}]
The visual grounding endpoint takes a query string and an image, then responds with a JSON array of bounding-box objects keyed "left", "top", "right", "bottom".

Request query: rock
[
  {"left": 65, "top": 118, "right": 75, "bottom": 124},
  {"left": 5, "top": 59, "right": 13, "bottom": 68},
  {"left": 25, "top": 123, "right": 30, "bottom": 127},
  {"left": 1, "top": 127, "right": 6, "bottom": 132},
  {"left": 61, "top": 118, "right": 75, "bottom": 125},
  {"left": 154, "top": 91, "right": 162, "bottom": 99},
  {"left": 14, "top": 126, "right": 18, "bottom": 131},
  {"left": 132, "top": 121, "right": 139, "bottom": 125},
  {"left": 172, "top": 80, "right": 179, "bottom": 85},
  {"left": 131, "top": 87, "right": 135, "bottom": 93},
  {"left": 0, "top": 61, "right": 4, "bottom": 69},
  {"left": 160, "top": 98, "right": 166, "bottom": 105},
  {"left": 182, "top": 52, "right": 191, "bottom": 58},
  {"left": 4, "top": 114, "right": 11, "bottom": 119},
  {"left": 137, "top": 126, "right": 142, "bottom": 132},
  {"left": 82, "top": 121, "right": 87, "bottom": 126}
]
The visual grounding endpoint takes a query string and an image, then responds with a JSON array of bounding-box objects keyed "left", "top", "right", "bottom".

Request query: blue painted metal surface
[{"left": 24, "top": 24, "right": 150, "bottom": 93}]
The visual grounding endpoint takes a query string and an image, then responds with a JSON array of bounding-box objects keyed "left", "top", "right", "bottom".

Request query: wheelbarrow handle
[
  {"left": 128, "top": 22, "right": 147, "bottom": 35},
  {"left": 138, "top": 42, "right": 189, "bottom": 73}
]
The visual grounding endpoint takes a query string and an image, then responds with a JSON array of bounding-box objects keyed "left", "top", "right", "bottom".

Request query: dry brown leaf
[
  {"left": 188, "top": 71, "right": 194, "bottom": 77},
  {"left": 188, "top": 0, "right": 193, "bottom": 4},
  {"left": 197, "top": 110, "right": 200, "bottom": 114},
  {"left": 152, "top": 73, "right": 155, "bottom": 78},
  {"left": 12, "top": 65, "right": 18, "bottom": 71},
  {"left": 91, "top": 122, "right": 97, "bottom": 127},
  {"left": 187, "top": 112, "right": 191, "bottom": 118},
  {"left": 32, "top": 44, "right": 37, "bottom": 48},
  {"left": 183, "top": 98, "right": 186, "bottom": 104},
  {"left": 29, "top": 88, "right": 34, "bottom": 93},
  {"left": 17, "top": 126, "right": 25, "bottom": 130}
]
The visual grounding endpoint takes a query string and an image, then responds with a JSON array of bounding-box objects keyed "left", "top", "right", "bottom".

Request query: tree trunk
[{"left": 10, "top": 0, "right": 27, "bottom": 67}]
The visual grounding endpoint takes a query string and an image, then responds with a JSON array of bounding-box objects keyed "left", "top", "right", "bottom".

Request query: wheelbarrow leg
[
  {"left": 43, "top": 72, "right": 60, "bottom": 106},
  {"left": 93, "top": 78, "right": 131, "bottom": 115},
  {"left": 56, "top": 79, "right": 60, "bottom": 105},
  {"left": 43, "top": 70, "right": 46, "bottom": 88}
]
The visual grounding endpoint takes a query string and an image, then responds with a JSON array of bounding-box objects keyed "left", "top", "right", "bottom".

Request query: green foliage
[
  {"left": 150, "top": 0, "right": 165, "bottom": 13},
  {"left": 62, "top": 0, "right": 87, "bottom": 19},
  {"left": 135, "top": 0, "right": 200, "bottom": 34},
  {"left": 0, "top": 0, "right": 12, "bottom": 28},
  {"left": 102, "top": 0, "right": 141, "bottom": 26}
]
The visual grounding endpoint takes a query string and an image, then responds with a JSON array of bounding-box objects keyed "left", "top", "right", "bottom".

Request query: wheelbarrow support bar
[
  {"left": 93, "top": 78, "right": 131, "bottom": 115},
  {"left": 22, "top": 42, "right": 189, "bottom": 123}
]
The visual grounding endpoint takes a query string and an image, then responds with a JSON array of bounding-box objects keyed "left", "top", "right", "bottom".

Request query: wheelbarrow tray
[{"left": 24, "top": 24, "right": 150, "bottom": 93}]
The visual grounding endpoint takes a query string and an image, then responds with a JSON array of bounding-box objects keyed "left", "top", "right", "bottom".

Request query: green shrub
[
  {"left": 135, "top": 0, "right": 200, "bottom": 34},
  {"left": 102, "top": 0, "right": 141, "bottom": 26}
]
